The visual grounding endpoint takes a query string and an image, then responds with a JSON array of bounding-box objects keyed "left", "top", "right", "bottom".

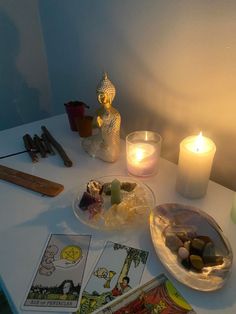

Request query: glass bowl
[
  {"left": 73, "top": 175, "right": 156, "bottom": 231},
  {"left": 150, "top": 203, "right": 233, "bottom": 291}
]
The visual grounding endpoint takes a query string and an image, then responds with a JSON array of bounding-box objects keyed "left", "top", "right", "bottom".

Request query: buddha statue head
[{"left": 96, "top": 72, "right": 116, "bottom": 109}]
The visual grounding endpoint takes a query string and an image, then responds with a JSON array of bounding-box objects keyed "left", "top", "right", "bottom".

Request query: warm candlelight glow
[
  {"left": 195, "top": 132, "right": 203, "bottom": 152},
  {"left": 132, "top": 144, "right": 155, "bottom": 162},
  {"left": 126, "top": 131, "right": 162, "bottom": 177},
  {"left": 176, "top": 133, "right": 216, "bottom": 199},
  {"left": 135, "top": 148, "right": 145, "bottom": 162},
  {"left": 185, "top": 132, "right": 214, "bottom": 154},
  {"left": 127, "top": 143, "right": 157, "bottom": 176}
]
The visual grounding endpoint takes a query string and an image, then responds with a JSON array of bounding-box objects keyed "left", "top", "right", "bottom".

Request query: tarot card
[
  {"left": 77, "top": 241, "right": 149, "bottom": 314},
  {"left": 96, "top": 274, "right": 196, "bottom": 314},
  {"left": 22, "top": 234, "right": 91, "bottom": 312},
  {"left": 0, "top": 276, "right": 16, "bottom": 314}
]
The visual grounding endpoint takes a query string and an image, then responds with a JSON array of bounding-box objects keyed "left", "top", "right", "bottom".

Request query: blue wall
[
  {"left": 38, "top": 0, "right": 130, "bottom": 112},
  {"left": 0, "top": 0, "right": 52, "bottom": 130},
  {"left": 38, "top": 0, "right": 175, "bottom": 113}
]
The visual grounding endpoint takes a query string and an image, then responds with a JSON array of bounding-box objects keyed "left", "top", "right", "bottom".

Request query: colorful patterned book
[{"left": 96, "top": 274, "right": 196, "bottom": 314}]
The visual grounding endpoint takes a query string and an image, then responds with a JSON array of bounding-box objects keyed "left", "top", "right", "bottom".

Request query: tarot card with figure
[
  {"left": 22, "top": 234, "right": 91, "bottom": 312},
  {"left": 77, "top": 241, "right": 149, "bottom": 314},
  {"left": 97, "top": 274, "right": 196, "bottom": 314}
]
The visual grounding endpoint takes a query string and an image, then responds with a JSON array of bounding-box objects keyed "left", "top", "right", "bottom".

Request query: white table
[{"left": 0, "top": 114, "right": 235, "bottom": 314}]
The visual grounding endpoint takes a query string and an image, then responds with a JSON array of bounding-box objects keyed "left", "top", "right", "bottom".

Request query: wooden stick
[
  {"left": 41, "top": 126, "right": 73, "bottom": 167},
  {"left": 33, "top": 134, "right": 47, "bottom": 158},
  {"left": 41, "top": 133, "right": 55, "bottom": 155},
  {"left": 39, "top": 136, "right": 49, "bottom": 154},
  {"left": 23, "top": 134, "right": 38, "bottom": 163}
]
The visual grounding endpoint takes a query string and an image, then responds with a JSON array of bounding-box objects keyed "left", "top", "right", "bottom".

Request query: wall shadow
[{"left": 0, "top": 10, "right": 47, "bottom": 131}]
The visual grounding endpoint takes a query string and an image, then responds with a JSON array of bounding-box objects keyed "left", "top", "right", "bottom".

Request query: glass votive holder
[
  {"left": 64, "top": 101, "right": 88, "bottom": 131},
  {"left": 75, "top": 115, "right": 93, "bottom": 137},
  {"left": 126, "top": 131, "right": 162, "bottom": 177}
]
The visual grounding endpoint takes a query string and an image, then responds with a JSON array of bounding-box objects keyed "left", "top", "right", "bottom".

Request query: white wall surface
[
  {"left": 39, "top": 0, "right": 236, "bottom": 191},
  {"left": 0, "top": 0, "right": 235, "bottom": 191}
]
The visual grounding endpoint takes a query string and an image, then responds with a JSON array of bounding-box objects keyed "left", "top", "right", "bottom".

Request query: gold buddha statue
[{"left": 82, "top": 73, "right": 121, "bottom": 162}]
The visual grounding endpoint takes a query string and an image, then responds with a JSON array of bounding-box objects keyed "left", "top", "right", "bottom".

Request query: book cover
[{"left": 96, "top": 274, "right": 196, "bottom": 314}]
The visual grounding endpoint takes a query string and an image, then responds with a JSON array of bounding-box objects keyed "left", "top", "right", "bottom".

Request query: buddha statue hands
[
  {"left": 97, "top": 115, "right": 103, "bottom": 128},
  {"left": 82, "top": 73, "right": 121, "bottom": 162}
]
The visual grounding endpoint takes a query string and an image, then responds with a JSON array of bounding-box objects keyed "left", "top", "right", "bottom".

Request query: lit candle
[
  {"left": 126, "top": 131, "right": 162, "bottom": 177},
  {"left": 176, "top": 132, "right": 216, "bottom": 198}
]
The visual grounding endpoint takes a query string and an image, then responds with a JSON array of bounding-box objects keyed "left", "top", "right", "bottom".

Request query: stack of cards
[{"left": 21, "top": 234, "right": 195, "bottom": 313}]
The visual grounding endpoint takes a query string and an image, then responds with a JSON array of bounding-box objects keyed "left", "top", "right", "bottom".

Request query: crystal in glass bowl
[{"left": 73, "top": 175, "right": 156, "bottom": 231}]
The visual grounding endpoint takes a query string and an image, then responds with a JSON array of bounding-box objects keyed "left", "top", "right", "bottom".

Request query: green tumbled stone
[
  {"left": 111, "top": 179, "right": 121, "bottom": 205},
  {"left": 190, "top": 254, "right": 204, "bottom": 271},
  {"left": 190, "top": 238, "right": 205, "bottom": 256}
]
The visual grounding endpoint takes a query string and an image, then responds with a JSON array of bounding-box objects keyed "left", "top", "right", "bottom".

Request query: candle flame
[
  {"left": 195, "top": 132, "right": 203, "bottom": 152},
  {"left": 135, "top": 148, "right": 144, "bottom": 161}
]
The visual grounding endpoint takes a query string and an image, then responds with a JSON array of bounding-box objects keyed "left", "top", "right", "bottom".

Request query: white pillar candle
[
  {"left": 176, "top": 132, "right": 216, "bottom": 198},
  {"left": 126, "top": 131, "right": 162, "bottom": 177}
]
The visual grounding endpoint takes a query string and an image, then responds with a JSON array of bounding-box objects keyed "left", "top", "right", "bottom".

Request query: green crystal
[{"left": 111, "top": 179, "right": 121, "bottom": 205}]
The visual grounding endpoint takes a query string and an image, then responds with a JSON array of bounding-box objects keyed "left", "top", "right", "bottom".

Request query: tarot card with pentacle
[
  {"left": 77, "top": 241, "right": 149, "bottom": 314},
  {"left": 22, "top": 234, "right": 91, "bottom": 312}
]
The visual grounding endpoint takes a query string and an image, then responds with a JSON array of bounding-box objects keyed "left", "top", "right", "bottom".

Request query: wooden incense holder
[{"left": 0, "top": 164, "right": 64, "bottom": 197}]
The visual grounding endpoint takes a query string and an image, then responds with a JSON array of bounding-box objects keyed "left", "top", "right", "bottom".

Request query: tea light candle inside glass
[
  {"left": 126, "top": 131, "right": 162, "bottom": 177},
  {"left": 176, "top": 132, "right": 216, "bottom": 199}
]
